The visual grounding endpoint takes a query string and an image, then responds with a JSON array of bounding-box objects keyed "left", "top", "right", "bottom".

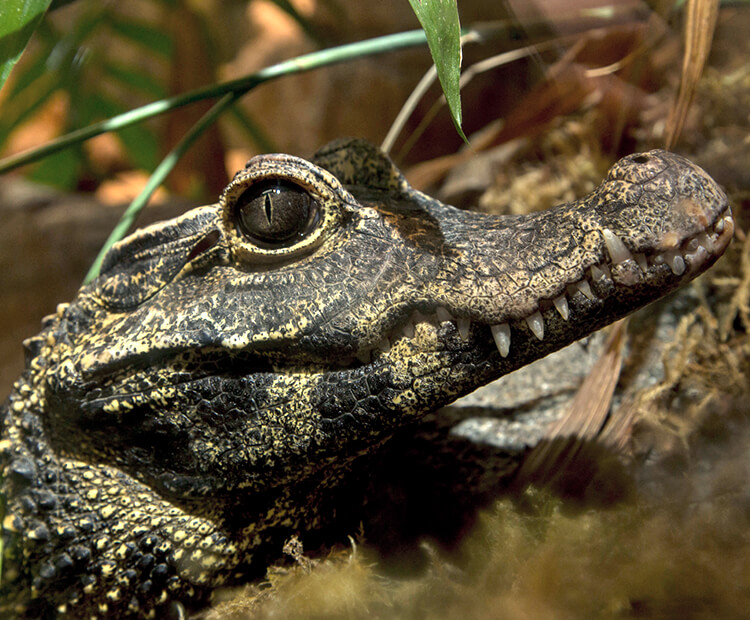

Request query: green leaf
[
  {"left": 0, "top": 29, "right": 430, "bottom": 173},
  {"left": 104, "top": 62, "right": 165, "bottom": 99},
  {"left": 0, "top": 0, "right": 53, "bottom": 92},
  {"left": 28, "top": 145, "right": 78, "bottom": 189},
  {"left": 408, "top": 0, "right": 466, "bottom": 141},
  {"left": 108, "top": 17, "right": 173, "bottom": 59}
]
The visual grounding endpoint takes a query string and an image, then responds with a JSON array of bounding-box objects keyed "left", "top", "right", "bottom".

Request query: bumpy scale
[{"left": 0, "top": 139, "right": 733, "bottom": 617}]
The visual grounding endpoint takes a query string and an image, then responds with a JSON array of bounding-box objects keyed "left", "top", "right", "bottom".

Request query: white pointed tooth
[
  {"left": 525, "top": 311, "right": 545, "bottom": 340},
  {"left": 601, "top": 228, "right": 633, "bottom": 264},
  {"left": 590, "top": 264, "right": 605, "bottom": 280},
  {"left": 402, "top": 320, "right": 415, "bottom": 338},
  {"left": 553, "top": 294, "right": 570, "bottom": 321},
  {"left": 697, "top": 232, "right": 714, "bottom": 253},
  {"left": 715, "top": 217, "right": 725, "bottom": 233},
  {"left": 673, "top": 256, "right": 686, "bottom": 275},
  {"left": 356, "top": 349, "right": 371, "bottom": 364},
  {"left": 490, "top": 323, "right": 511, "bottom": 357},
  {"left": 685, "top": 245, "right": 707, "bottom": 265},
  {"left": 377, "top": 337, "right": 391, "bottom": 353},
  {"left": 457, "top": 318, "right": 471, "bottom": 341},
  {"left": 589, "top": 263, "right": 611, "bottom": 281},
  {"left": 576, "top": 280, "right": 596, "bottom": 300},
  {"left": 653, "top": 253, "right": 665, "bottom": 264},
  {"left": 436, "top": 307, "right": 452, "bottom": 323},
  {"left": 664, "top": 250, "right": 686, "bottom": 276},
  {"left": 634, "top": 253, "right": 648, "bottom": 272}
]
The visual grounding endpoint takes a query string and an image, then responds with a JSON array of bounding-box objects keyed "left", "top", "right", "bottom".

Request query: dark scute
[{"left": 312, "top": 138, "right": 407, "bottom": 192}]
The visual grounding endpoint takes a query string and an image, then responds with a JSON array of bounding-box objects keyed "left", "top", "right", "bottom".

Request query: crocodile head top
[{"left": 1, "top": 139, "right": 732, "bottom": 616}]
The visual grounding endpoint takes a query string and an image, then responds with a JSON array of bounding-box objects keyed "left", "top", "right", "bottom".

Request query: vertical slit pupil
[{"left": 236, "top": 180, "right": 315, "bottom": 245}]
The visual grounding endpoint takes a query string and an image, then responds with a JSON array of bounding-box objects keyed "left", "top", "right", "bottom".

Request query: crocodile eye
[
  {"left": 236, "top": 180, "right": 318, "bottom": 247},
  {"left": 221, "top": 152, "right": 354, "bottom": 263}
]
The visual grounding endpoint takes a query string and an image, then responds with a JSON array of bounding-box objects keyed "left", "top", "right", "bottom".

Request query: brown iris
[{"left": 236, "top": 180, "right": 316, "bottom": 246}]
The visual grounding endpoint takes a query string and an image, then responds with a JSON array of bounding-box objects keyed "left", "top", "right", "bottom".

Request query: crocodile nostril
[{"left": 632, "top": 155, "right": 650, "bottom": 164}]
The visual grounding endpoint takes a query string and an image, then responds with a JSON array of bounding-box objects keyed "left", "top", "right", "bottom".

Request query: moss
[{"left": 210, "top": 476, "right": 750, "bottom": 619}]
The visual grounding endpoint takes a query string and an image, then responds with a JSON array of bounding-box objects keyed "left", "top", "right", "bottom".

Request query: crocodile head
[{"left": 2, "top": 139, "right": 732, "bottom": 615}]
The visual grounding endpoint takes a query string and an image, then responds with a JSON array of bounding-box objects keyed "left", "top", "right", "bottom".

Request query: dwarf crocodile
[{"left": 0, "top": 139, "right": 733, "bottom": 617}]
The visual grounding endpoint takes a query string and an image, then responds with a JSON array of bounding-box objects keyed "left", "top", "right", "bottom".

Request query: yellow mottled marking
[
  {"left": 3, "top": 514, "right": 20, "bottom": 532},
  {"left": 115, "top": 543, "right": 130, "bottom": 560},
  {"left": 94, "top": 537, "right": 109, "bottom": 551}
]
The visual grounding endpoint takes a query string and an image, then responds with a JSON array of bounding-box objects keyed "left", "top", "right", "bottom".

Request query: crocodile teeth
[
  {"left": 457, "top": 318, "right": 471, "bottom": 341},
  {"left": 634, "top": 253, "right": 648, "bottom": 272},
  {"left": 401, "top": 320, "right": 415, "bottom": 338},
  {"left": 590, "top": 264, "right": 606, "bottom": 281},
  {"left": 525, "top": 311, "right": 545, "bottom": 340},
  {"left": 490, "top": 323, "right": 511, "bottom": 357},
  {"left": 553, "top": 294, "right": 570, "bottom": 321},
  {"left": 591, "top": 262, "right": 614, "bottom": 281},
  {"left": 601, "top": 228, "right": 633, "bottom": 264},
  {"left": 664, "top": 250, "right": 686, "bottom": 275},
  {"left": 697, "top": 232, "right": 714, "bottom": 253},
  {"left": 715, "top": 216, "right": 725, "bottom": 233},
  {"left": 436, "top": 307, "right": 452, "bottom": 323},
  {"left": 576, "top": 280, "right": 596, "bottom": 300},
  {"left": 685, "top": 243, "right": 708, "bottom": 265}
]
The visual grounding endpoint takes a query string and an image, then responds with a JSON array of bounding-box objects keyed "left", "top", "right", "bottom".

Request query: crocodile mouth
[
  {"left": 357, "top": 208, "right": 734, "bottom": 365},
  {"left": 76, "top": 203, "right": 733, "bottom": 391}
]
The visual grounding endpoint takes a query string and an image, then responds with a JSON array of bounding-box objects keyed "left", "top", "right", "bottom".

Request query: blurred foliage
[
  {"left": 0, "top": 0, "right": 317, "bottom": 192},
  {"left": 0, "top": 0, "right": 53, "bottom": 92},
  {"left": 0, "top": 0, "right": 441, "bottom": 280},
  {"left": 0, "top": 0, "right": 462, "bottom": 194},
  {"left": 1, "top": 1, "right": 170, "bottom": 189}
]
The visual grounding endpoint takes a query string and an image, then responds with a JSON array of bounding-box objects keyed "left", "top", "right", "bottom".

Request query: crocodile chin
[{"left": 2, "top": 139, "right": 733, "bottom": 617}]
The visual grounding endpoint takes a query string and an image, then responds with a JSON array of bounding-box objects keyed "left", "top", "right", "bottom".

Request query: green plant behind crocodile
[{"left": 0, "top": 139, "right": 733, "bottom": 617}]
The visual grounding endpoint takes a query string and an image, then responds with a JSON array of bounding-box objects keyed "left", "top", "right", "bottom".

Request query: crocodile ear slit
[
  {"left": 96, "top": 208, "right": 220, "bottom": 311},
  {"left": 186, "top": 229, "right": 221, "bottom": 262}
]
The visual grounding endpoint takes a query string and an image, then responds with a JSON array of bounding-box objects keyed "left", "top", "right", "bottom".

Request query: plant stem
[{"left": 0, "top": 29, "right": 429, "bottom": 173}]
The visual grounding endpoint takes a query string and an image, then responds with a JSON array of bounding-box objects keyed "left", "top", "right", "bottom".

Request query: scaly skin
[{"left": 0, "top": 139, "right": 733, "bottom": 617}]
